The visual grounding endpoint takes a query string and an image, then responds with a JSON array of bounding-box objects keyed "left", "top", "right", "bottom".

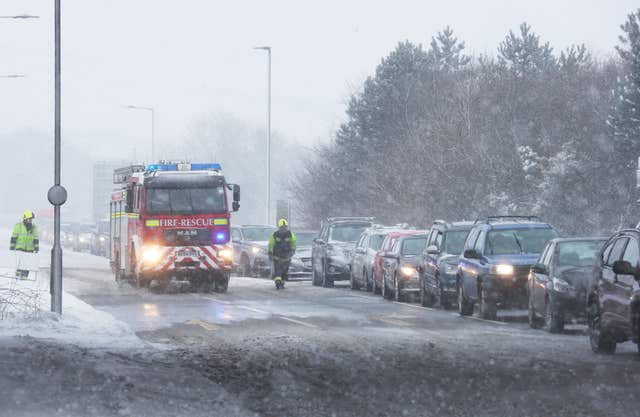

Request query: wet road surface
[{"left": 2, "top": 252, "right": 640, "bottom": 417}]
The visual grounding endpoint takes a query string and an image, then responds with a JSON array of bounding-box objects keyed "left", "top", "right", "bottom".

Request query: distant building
[{"left": 93, "top": 161, "right": 131, "bottom": 222}]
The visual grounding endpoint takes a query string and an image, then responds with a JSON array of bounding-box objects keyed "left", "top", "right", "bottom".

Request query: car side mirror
[
  {"left": 355, "top": 247, "right": 366, "bottom": 254},
  {"left": 314, "top": 238, "right": 325, "bottom": 245},
  {"left": 426, "top": 245, "right": 439, "bottom": 255},
  {"left": 613, "top": 260, "right": 637, "bottom": 277},
  {"left": 463, "top": 249, "right": 481, "bottom": 259},
  {"left": 531, "top": 263, "right": 548, "bottom": 275}
]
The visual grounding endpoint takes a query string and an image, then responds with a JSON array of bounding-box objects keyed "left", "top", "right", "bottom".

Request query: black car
[
  {"left": 528, "top": 237, "right": 606, "bottom": 333},
  {"left": 587, "top": 229, "right": 640, "bottom": 354},
  {"left": 457, "top": 216, "right": 559, "bottom": 320},
  {"left": 419, "top": 221, "right": 473, "bottom": 308},
  {"left": 312, "top": 217, "right": 375, "bottom": 287}
]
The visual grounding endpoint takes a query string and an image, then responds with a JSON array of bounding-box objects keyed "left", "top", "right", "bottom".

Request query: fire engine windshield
[{"left": 146, "top": 187, "right": 227, "bottom": 215}]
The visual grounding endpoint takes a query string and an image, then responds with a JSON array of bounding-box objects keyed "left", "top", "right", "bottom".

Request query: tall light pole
[
  {"left": 48, "top": 0, "right": 68, "bottom": 315},
  {"left": 254, "top": 46, "right": 271, "bottom": 224},
  {"left": 126, "top": 105, "right": 155, "bottom": 162}
]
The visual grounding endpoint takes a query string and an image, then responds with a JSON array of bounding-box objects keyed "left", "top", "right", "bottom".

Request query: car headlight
[
  {"left": 400, "top": 266, "right": 417, "bottom": 278},
  {"left": 251, "top": 246, "right": 262, "bottom": 255},
  {"left": 552, "top": 277, "right": 573, "bottom": 293},
  {"left": 79, "top": 237, "right": 87, "bottom": 243},
  {"left": 99, "top": 236, "right": 106, "bottom": 242},
  {"left": 493, "top": 264, "right": 514, "bottom": 276},
  {"left": 141, "top": 246, "right": 162, "bottom": 265},
  {"left": 444, "top": 263, "right": 458, "bottom": 274},
  {"left": 219, "top": 248, "right": 234, "bottom": 261}
]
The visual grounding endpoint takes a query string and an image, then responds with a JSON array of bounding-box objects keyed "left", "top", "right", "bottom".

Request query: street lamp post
[
  {"left": 48, "top": 0, "right": 67, "bottom": 315},
  {"left": 126, "top": 105, "right": 155, "bottom": 162},
  {"left": 253, "top": 46, "right": 271, "bottom": 225}
]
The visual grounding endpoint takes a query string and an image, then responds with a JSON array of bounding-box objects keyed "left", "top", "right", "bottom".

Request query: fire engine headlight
[
  {"left": 400, "top": 266, "right": 417, "bottom": 278},
  {"left": 141, "top": 246, "right": 162, "bottom": 265},
  {"left": 219, "top": 248, "right": 233, "bottom": 261},
  {"left": 493, "top": 264, "right": 514, "bottom": 276}
]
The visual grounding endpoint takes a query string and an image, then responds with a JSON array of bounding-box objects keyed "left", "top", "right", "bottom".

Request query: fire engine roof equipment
[{"left": 146, "top": 163, "right": 222, "bottom": 172}]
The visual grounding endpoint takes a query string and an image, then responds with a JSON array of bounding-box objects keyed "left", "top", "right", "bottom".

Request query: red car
[{"left": 372, "top": 230, "right": 424, "bottom": 294}]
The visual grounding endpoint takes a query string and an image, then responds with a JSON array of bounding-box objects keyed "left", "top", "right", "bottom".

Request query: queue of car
[{"left": 305, "top": 215, "right": 640, "bottom": 356}]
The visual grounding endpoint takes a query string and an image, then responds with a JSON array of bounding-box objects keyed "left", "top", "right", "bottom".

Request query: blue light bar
[
  {"left": 191, "top": 163, "right": 222, "bottom": 171},
  {"left": 146, "top": 163, "right": 222, "bottom": 172},
  {"left": 146, "top": 163, "right": 178, "bottom": 172}
]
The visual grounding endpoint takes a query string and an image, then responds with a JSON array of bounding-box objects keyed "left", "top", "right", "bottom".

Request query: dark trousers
[{"left": 272, "top": 258, "right": 291, "bottom": 281}]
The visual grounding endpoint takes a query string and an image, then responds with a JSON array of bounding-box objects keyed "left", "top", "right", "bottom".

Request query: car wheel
[
  {"left": 372, "top": 272, "right": 380, "bottom": 295},
  {"left": 350, "top": 269, "right": 360, "bottom": 290},
  {"left": 588, "top": 294, "right": 616, "bottom": 354},
  {"left": 528, "top": 291, "right": 542, "bottom": 329},
  {"left": 382, "top": 274, "right": 392, "bottom": 300},
  {"left": 439, "top": 284, "right": 450, "bottom": 309},
  {"left": 544, "top": 299, "right": 564, "bottom": 334},
  {"left": 364, "top": 269, "right": 372, "bottom": 292},
  {"left": 393, "top": 273, "right": 400, "bottom": 302},
  {"left": 457, "top": 280, "right": 473, "bottom": 316},
  {"left": 322, "top": 260, "right": 333, "bottom": 288},
  {"left": 479, "top": 284, "right": 497, "bottom": 320},
  {"left": 421, "top": 277, "right": 435, "bottom": 307}
]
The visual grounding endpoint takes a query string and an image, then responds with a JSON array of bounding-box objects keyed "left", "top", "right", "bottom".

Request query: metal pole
[
  {"left": 267, "top": 48, "right": 271, "bottom": 225},
  {"left": 51, "top": 0, "right": 63, "bottom": 314},
  {"left": 151, "top": 107, "right": 155, "bottom": 162}
]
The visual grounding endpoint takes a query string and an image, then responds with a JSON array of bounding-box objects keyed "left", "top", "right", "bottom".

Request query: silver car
[{"left": 350, "top": 227, "right": 393, "bottom": 291}]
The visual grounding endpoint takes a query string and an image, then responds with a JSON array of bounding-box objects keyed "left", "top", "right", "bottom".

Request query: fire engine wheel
[{"left": 215, "top": 272, "right": 230, "bottom": 293}]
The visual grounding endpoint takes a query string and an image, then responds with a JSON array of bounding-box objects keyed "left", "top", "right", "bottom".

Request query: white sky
[{"left": 0, "top": 0, "right": 637, "bottom": 161}]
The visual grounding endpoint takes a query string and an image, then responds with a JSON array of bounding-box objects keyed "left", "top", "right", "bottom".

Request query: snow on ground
[{"left": 0, "top": 228, "right": 142, "bottom": 349}]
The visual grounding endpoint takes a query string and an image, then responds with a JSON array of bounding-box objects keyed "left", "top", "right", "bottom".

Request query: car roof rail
[
  {"left": 327, "top": 216, "right": 375, "bottom": 223},
  {"left": 432, "top": 219, "right": 449, "bottom": 227},
  {"left": 474, "top": 215, "right": 543, "bottom": 224}
]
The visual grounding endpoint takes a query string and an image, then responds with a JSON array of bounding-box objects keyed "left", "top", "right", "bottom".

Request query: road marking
[
  {"left": 198, "top": 295, "right": 231, "bottom": 304},
  {"left": 186, "top": 319, "right": 218, "bottom": 331},
  {"left": 450, "top": 313, "right": 507, "bottom": 326},
  {"left": 237, "top": 305, "right": 269, "bottom": 314},
  {"left": 279, "top": 316, "right": 318, "bottom": 328},
  {"left": 391, "top": 301, "right": 436, "bottom": 311},
  {"left": 374, "top": 316, "right": 412, "bottom": 327}
]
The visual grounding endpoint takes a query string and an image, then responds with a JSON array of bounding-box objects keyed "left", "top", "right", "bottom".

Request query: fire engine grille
[{"left": 163, "top": 229, "right": 213, "bottom": 246}]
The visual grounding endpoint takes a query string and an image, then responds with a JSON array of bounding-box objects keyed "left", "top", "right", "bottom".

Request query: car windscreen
[
  {"left": 242, "top": 228, "right": 276, "bottom": 241},
  {"left": 486, "top": 228, "right": 558, "bottom": 255},
  {"left": 557, "top": 240, "right": 605, "bottom": 267},
  {"left": 445, "top": 230, "right": 469, "bottom": 254},
  {"left": 296, "top": 232, "right": 317, "bottom": 247},
  {"left": 146, "top": 187, "right": 227, "bottom": 215},
  {"left": 329, "top": 223, "right": 371, "bottom": 242},
  {"left": 402, "top": 237, "right": 427, "bottom": 256}
]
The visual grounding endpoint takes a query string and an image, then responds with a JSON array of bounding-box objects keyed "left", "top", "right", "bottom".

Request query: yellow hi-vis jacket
[{"left": 10, "top": 222, "right": 39, "bottom": 252}]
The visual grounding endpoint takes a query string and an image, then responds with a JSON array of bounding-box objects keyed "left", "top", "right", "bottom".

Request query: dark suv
[
  {"left": 457, "top": 216, "right": 558, "bottom": 320},
  {"left": 528, "top": 237, "right": 605, "bottom": 333},
  {"left": 587, "top": 229, "right": 640, "bottom": 354},
  {"left": 419, "top": 221, "right": 473, "bottom": 308},
  {"left": 312, "top": 217, "right": 375, "bottom": 287}
]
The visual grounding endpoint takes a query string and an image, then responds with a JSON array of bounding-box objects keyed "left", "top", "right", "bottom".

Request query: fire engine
[{"left": 110, "top": 162, "right": 240, "bottom": 292}]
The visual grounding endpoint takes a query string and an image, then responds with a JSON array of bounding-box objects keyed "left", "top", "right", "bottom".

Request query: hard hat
[
  {"left": 23, "top": 210, "right": 35, "bottom": 220},
  {"left": 278, "top": 218, "right": 289, "bottom": 228}
]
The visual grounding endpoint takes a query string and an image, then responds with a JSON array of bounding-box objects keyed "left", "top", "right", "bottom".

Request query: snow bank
[{"left": 0, "top": 228, "right": 143, "bottom": 349}]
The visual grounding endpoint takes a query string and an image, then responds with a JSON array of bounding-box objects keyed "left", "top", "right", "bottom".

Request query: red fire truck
[{"left": 110, "top": 162, "right": 240, "bottom": 292}]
